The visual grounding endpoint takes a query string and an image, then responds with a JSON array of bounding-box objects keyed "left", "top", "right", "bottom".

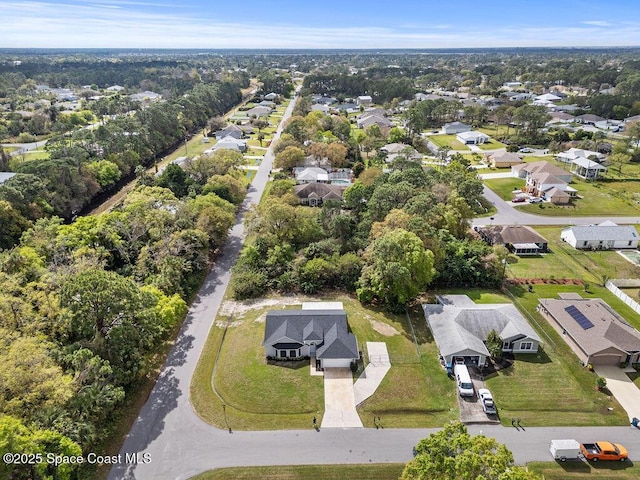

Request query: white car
[
  {"left": 478, "top": 388, "right": 497, "bottom": 415},
  {"left": 529, "top": 197, "right": 544, "bottom": 204}
]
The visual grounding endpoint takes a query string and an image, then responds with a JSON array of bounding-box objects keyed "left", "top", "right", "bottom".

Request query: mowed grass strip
[
  {"left": 483, "top": 177, "right": 526, "bottom": 200},
  {"left": 190, "top": 464, "right": 406, "bottom": 480},
  {"left": 527, "top": 461, "right": 640, "bottom": 479}
]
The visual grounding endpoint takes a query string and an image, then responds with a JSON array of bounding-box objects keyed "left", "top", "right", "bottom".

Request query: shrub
[{"left": 596, "top": 376, "right": 607, "bottom": 390}]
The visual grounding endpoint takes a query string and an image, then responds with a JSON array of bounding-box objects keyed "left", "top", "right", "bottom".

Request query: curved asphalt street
[
  {"left": 473, "top": 184, "right": 640, "bottom": 226},
  {"left": 110, "top": 100, "right": 640, "bottom": 480}
]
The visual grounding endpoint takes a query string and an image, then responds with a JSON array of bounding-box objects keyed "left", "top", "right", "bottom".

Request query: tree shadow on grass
[{"left": 267, "top": 359, "right": 309, "bottom": 370}]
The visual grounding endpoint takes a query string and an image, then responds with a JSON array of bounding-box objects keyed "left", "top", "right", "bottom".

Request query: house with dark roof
[
  {"left": 538, "top": 293, "right": 640, "bottom": 366},
  {"left": 423, "top": 295, "right": 541, "bottom": 367},
  {"left": 475, "top": 224, "right": 548, "bottom": 255},
  {"left": 560, "top": 221, "right": 639, "bottom": 250},
  {"left": 262, "top": 307, "right": 359, "bottom": 368}
]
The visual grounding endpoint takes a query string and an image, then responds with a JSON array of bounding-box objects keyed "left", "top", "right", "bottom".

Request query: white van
[{"left": 454, "top": 364, "right": 474, "bottom": 397}]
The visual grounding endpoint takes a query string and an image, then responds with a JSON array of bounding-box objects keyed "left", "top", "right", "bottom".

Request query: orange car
[{"left": 580, "top": 441, "right": 628, "bottom": 461}]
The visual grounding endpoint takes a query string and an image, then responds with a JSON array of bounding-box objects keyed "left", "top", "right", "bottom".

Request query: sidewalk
[{"left": 354, "top": 342, "right": 391, "bottom": 405}]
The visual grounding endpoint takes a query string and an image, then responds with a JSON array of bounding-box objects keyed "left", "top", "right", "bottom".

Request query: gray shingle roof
[
  {"left": 423, "top": 295, "right": 540, "bottom": 359},
  {"left": 563, "top": 223, "right": 638, "bottom": 242},
  {"left": 263, "top": 310, "right": 358, "bottom": 360}
]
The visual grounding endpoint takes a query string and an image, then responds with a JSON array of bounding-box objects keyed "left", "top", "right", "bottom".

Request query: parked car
[
  {"left": 519, "top": 147, "right": 533, "bottom": 153},
  {"left": 529, "top": 197, "right": 544, "bottom": 203},
  {"left": 478, "top": 388, "right": 497, "bottom": 415},
  {"left": 580, "top": 441, "right": 628, "bottom": 461},
  {"left": 512, "top": 196, "right": 526, "bottom": 203}
]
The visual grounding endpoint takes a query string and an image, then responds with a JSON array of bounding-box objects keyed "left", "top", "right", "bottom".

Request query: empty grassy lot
[
  {"left": 429, "top": 134, "right": 469, "bottom": 151},
  {"left": 190, "top": 464, "right": 406, "bottom": 480},
  {"left": 484, "top": 283, "right": 630, "bottom": 426},
  {"left": 528, "top": 461, "right": 640, "bottom": 479},
  {"left": 483, "top": 177, "right": 526, "bottom": 198},
  {"left": 476, "top": 139, "right": 506, "bottom": 150}
]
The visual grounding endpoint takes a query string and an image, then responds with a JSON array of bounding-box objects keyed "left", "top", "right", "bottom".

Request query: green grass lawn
[
  {"left": 190, "top": 464, "right": 406, "bottom": 480},
  {"left": 483, "top": 177, "right": 526, "bottom": 199},
  {"left": 429, "top": 134, "right": 469, "bottom": 151},
  {"left": 479, "top": 125, "right": 511, "bottom": 138},
  {"left": 486, "top": 283, "right": 631, "bottom": 426},
  {"left": 477, "top": 139, "right": 506, "bottom": 150},
  {"left": 528, "top": 461, "right": 640, "bottom": 479},
  {"left": 192, "top": 294, "right": 459, "bottom": 430}
]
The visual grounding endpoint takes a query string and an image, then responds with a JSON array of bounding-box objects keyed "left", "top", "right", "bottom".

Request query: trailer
[{"left": 549, "top": 439, "right": 581, "bottom": 461}]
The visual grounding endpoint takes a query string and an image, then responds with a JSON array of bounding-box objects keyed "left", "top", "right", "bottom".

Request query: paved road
[
  {"left": 108, "top": 90, "right": 299, "bottom": 480},
  {"left": 1, "top": 140, "right": 48, "bottom": 156},
  {"left": 473, "top": 185, "right": 640, "bottom": 226}
]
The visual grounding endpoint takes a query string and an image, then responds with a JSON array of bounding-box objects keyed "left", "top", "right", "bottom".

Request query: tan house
[
  {"left": 538, "top": 293, "right": 640, "bottom": 366},
  {"left": 475, "top": 224, "right": 548, "bottom": 255},
  {"left": 485, "top": 151, "right": 522, "bottom": 168}
]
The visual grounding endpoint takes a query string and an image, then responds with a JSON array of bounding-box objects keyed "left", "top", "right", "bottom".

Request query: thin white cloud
[
  {"left": 2, "top": 2, "right": 640, "bottom": 48},
  {"left": 581, "top": 20, "right": 613, "bottom": 27}
]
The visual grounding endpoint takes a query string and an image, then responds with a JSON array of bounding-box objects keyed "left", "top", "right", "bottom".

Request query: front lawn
[
  {"left": 190, "top": 464, "right": 406, "bottom": 480},
  {"left": 476, "top": 139, "right": 506, "bottom": 150},
  {"left": 192, "top": 295, "right": 459, "bottom": 430},
  {"left": 486, "top": 284, "right": 631, "bottom": 426},
  {"left": 429, "top": 134, "right": 469, "bottom": 151}
]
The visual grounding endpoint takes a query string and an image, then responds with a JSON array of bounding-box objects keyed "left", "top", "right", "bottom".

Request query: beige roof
[
  {"left": 539, "top": 296, "right": 640, "bottom": 357},
  {"left": 489, "top": 151, "right": 522, "bottom": 164},
  {"left": 545, "top": 187, "right": 570, "bottom": 198},
  {"left": 523, "top": 161, "right": 570, "bottom": 178},
  {"left": 530, "top": 171, "right": 565, "bottom": 185}
]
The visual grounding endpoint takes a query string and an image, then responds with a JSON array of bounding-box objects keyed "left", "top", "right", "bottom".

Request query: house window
[
  {"left": 629, "top": 241, "right": 633, "bottom": 246},
  {"left": 279, "top": 350, "right": 286, "bottom": 357},
  {"left": 583, "top": 241, "right": 588, "bottom": 247},
  {"left": 289, "top": 349, "right": 297, "bottom": 358},
  {"left": 502, "top": 341, "right": 511, "bottom": 350},
  {"left": 520, "top": 342, "right": 533, "bottom": 351}
]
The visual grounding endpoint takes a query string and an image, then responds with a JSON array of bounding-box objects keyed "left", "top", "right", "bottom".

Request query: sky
[{"left": 3, "top": 0, "right": 640, "bottom": 49}]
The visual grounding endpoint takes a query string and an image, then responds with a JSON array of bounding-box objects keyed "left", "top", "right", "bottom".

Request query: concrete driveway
[
  {"left": 594, "top": 365, "right": 640, "bottom": 422},
  {"left": 322, "top": 368, "right": 363, "bottom": 428}
]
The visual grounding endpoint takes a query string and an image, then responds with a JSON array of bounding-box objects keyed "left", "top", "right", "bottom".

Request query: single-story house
[
  {"left": 356, "top": 111, "right": 393, "bottom": 130},
  {"left": 294, "top": 167, "right": 329, "bottom": 184},
  {"left": 576, "top": 113, "right": 606, "bottom": 125},
  {"left": 475, "top": 224, "right": 548, "bottom": 255},
  {"left": 442, "top": 121, "right": 471, "bottom": 134},
  {"left": 547, "top": 111, "right": 575, "bottom": 124},
  {"left": 129, "top": 91, "right": 161, "bottom": 102},
  {"left": 310, "top": 104, "right": 330, "bottom": 113},
  {"left": 215, "top": 124, "right": 244, "bottom": 140},
  {"left": 571, "top": 157, "right": 607, "bottom": 180},
  {"left": 538, "top": 293, "right": 640, "bottom": 366},
  {"left": 245, "top": 105, "right": 272, "bottom": 118},
  {"left": 560, "top": 221, "right": 639, "bottom": 250},
  {"left": 485, "top": 151, "right": 522, "bottom": 168},
  {"left": 380, "top": 143, "right": 422, "bottom": 163},
  {"left": 456, "top": 130, "right": 490, "bottom": 145},
  {"left": 534, "top": 93, "right": 562, "bottom": 103},
  {"left": 556, "top": 148, "right": 605, "bottom": 164},
  {"left": 423, "top": 295, "right": 541, "bottom": 367},
  {"left": 262, "top": 306, "right": 359, "bottom": 369},
  {"left": 207, "top": 135, "right": 247, "bottom": 153},
  {"left": 293, "top": 183, "right": 347, "bottom": 206},
  {"left": 264, "top": 92, "right": 278, "bottom": 101},
  {"left": 357, "top": 95, "right": 373, "bottom": 106},
  {"left": 543, "top": 186, "right": 571, "bottom": 205}
]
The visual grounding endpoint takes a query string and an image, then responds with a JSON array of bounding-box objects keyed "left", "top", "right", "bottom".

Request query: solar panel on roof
[{"left": 565, "top": 305, "right": 594, "bottom": 330}]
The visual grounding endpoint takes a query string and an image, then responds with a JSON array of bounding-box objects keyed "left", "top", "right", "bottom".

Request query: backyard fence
[{"left": 605, "top": 279, "right": 640, "bottom": 315}]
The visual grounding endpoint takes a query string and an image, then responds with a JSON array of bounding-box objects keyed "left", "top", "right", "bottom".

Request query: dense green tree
[
  {"left": 403, "top": 421, "right": 541, "bottom": 480},
  {"left": 357, "top": 228, "right": 435, "bottom": 310},
  {"left": 274, "top": 145, "right": 306, "bottom": 170}
]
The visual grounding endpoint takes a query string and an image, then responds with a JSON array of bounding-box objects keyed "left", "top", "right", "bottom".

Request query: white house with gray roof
[
  {"left": 262, "top": 307, "right": 359, "bottom": 369},
  {"left": 423, "top": 295, "right": 540, "bottom": 368},
  {"left": 560, "top": 221, "right": 639, "bottom": 250}
]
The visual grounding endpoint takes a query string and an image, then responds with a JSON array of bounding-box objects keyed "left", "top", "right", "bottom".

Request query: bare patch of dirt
[
  {"left": 218, "top": 295, "right": 304, "bottom": 317},
  {"left": 370, "top": 319, "right": 399, "bottom": 337}
]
